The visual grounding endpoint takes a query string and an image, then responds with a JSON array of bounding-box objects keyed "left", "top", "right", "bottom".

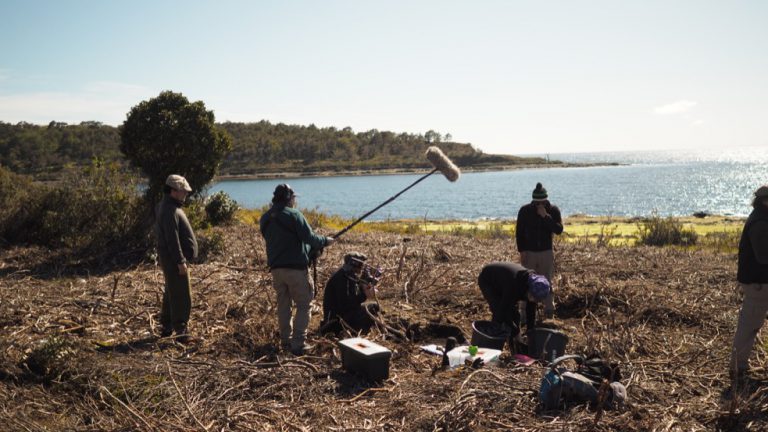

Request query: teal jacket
[{"left": 259, "top": 204, "right": 330, "bottom": 270}]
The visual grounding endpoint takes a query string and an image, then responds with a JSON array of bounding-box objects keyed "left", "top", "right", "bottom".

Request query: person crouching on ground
[
  {"left": 156, "top": 174, "right": 198, "bottom": 343},
  {"left": 260, "top": 184, "right": 334, "bottom": 356},
  {"left": 320, "top": 252, "right": 379, "bottom": 335},
  {"left": 731, "top": 185, "right": 768, "bottom": 383},
  {"left": 478, "top": 262, "right": 551, "bottom": 352}
]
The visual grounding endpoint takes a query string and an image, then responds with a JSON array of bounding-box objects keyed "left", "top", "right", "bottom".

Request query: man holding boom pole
[{"left": 260, "top": 184, "right": 334, "bottom": 356}]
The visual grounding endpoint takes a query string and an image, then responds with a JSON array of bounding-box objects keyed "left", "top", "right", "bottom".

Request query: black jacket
[
  {"left": 737, "top": 206, "right": 768, "bottom": 284},
  {"left": 323, "top": 268, "right": 367, "bottom": 322},
  {"left": 478, "top": 262, "right": 535, "bottom": 335},
  {"left": 516, "top": 201, "right": 563, "bottom": 252}
]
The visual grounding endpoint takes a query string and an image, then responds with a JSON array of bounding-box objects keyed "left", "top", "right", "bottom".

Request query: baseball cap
[{"left": 165, "top": 174, "right": 192, "bottom": 192}]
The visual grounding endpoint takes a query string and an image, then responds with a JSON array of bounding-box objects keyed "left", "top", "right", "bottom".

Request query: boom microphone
[
  {"left": 425, "top": 146, "right": 460, "bottom": 182},
  {"left": 333, "top": 146, "right": 462, "bottom": 239}
]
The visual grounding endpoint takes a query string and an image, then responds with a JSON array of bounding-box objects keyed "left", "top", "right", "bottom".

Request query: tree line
[{"left": 0, "top": 120, "right": 547, "bottom": 178}]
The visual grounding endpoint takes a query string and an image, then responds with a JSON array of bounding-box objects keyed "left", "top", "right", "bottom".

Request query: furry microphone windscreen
[{"left": 425, "top": 146, "right": 461, "bottom": 182}]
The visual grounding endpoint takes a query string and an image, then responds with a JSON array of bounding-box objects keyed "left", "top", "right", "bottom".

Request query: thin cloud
[
  {"left": 83, "top": 81, "right": 148, "bottom": 95},
  {"left": 654, "top": 100, "right": 697, "bottom": 115},
  {"left": 0, "top": 82, "right": 154, "bottom": 125}
]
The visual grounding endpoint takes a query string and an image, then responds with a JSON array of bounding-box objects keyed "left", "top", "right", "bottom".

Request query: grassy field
[{"left": 239, "top": 209, "right": 745, "bottom": 251}]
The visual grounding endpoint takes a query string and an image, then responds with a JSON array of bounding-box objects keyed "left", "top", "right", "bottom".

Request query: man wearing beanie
[
  {"left": 730, "top": 185, "right": 768, "bottom": 385},
  {"left": 516, "top": 182, "right": 563, "bottom": 318},
  {"left": 155, "top": 174, "right": 198, "bottom": 343},
  {"left": 478, "top": 262, "right": 551, "bottom": 351},
  {"left": 260, "top": 183, "right": 334, "bottom": 356}
]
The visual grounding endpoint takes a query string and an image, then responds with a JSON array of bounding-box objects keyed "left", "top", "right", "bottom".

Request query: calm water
[{"left": 209, "top": 146, "right": 768, "bottom": 220}]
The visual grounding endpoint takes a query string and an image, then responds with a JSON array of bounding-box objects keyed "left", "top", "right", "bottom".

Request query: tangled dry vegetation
[{"left": 0, "top": 222, "right": 764, "bottom": 431}]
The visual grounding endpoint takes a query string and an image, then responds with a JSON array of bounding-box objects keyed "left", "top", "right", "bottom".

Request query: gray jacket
[{"left": 156, "top": 195, "right": 198, "bottom": 265}]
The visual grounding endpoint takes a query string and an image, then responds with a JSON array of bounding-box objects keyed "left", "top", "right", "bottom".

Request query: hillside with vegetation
[{"left": 0, "top": 120, "right": 551, "bottom": 179}]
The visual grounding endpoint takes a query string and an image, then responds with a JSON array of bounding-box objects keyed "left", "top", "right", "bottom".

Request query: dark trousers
[
  {"left": 159, "top": 258, "right": 191, "bottom": 332},
  {"left": 478, "top": 280, "right": 514, "bottom": 328},
  {"left": 478, "top": 278, "right": 525, "bottom": 354}
]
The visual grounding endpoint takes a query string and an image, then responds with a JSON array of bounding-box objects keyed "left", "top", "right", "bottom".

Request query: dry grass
[{"left": 0, "top": 221, "right": 763, "bottom": 431}]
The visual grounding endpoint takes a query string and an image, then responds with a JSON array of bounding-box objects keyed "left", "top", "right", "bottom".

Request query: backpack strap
[{"left": 549, "top": 354, "right": 584, "bottom": 371}]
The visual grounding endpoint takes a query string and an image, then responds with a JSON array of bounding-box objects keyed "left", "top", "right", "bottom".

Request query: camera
[{"left": 359, "top": 265, "right": 383, "bottom": 286}]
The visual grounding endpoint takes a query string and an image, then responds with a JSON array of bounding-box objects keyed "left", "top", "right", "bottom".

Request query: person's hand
[
  {"left": 325, "top": 237, "right": 335, "bottom": 247},
  {"left": 178, "top": 263, "right": 188, "bottom": 276},
  {"left": 363, "top": 284, "right": 376, "bottom": 300},
  {"left": 536, "top": 203, "right": 548, "bottom": 217},
  {"left": 511, "top": 332, "right": 527, "bottom": 345}
]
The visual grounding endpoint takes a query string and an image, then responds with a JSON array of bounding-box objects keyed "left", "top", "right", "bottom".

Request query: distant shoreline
[{"left": 215, "top": 161, "right": 617, "bottom": 181}]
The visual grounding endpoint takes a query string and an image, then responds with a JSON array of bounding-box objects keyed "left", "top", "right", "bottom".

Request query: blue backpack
[{"left": 539, "top": 354, "right": 626, "bottom": 411}]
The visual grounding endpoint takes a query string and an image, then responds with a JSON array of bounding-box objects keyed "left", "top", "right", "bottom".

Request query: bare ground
[{"left": 0, "top": 222, "right": 765, "bottom": 431}]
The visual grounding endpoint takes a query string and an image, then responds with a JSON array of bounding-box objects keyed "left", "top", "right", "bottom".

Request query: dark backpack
[
  {"left": 539, "top": 354, "right": 626, "bottom": 411},
  {"left": 578, "top": 353, "right": 622, "bottom": 383}
]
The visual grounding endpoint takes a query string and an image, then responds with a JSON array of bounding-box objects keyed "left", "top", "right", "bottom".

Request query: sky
[{"left": 1, "top": 0, "right": 766, "bottom": 155}]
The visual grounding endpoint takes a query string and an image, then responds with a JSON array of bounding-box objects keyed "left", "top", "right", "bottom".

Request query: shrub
[
  {"left": 22, "top": 336, "right": 76, "bottom": 381},
  {"left": 205, "top": 191, "right": 240, "bottom": 226},
  {"left": 119, "top": 91, "right": 232, "bottom": 203},
  {"left": 595, "top": 224, "right": 619, "bottom": 248},
  {"left": 485, "top": 222, "right": 512, "bottom": 239},
  {"left": 39, "top": 161, "right": 147, "bottom": 254},
  {"left": 637, "top": 215, "right": 698, "bottom": 246},
  {"left": 0, "top": 166, "right": 37, "bottom": 244},
  {"left": 181, "top": 197, "right": 209, "bottom": 231},
  {"left": 700, "top": 230, "right": 741, "bottom": 253},
  {"left": 1, "top": 161, "right": 149, "bottom": 257},
  {"left": 196, "top": 229, "right": 226, "bottom": 262}
]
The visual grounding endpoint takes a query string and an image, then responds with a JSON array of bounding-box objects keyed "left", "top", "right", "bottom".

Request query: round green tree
[{"left": 119, "top": 91, "right": 232, "bottom": 202}]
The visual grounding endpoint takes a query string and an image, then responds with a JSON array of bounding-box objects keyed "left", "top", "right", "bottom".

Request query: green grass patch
[{"left": 237, "top": 208, "right": 743, "bottom": 252}]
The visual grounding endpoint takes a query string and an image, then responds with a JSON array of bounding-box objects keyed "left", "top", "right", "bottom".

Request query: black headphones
[{"left": 273, "top": 183, "right": 295, "bottom": 202}]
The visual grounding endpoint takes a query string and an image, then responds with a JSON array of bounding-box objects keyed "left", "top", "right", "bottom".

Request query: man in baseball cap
[
  {"left": 165, "top": 174, "right": 192, "bottom": 192},
  {"left": 155, "top": 174, "right": 197, "bottom": 343}
]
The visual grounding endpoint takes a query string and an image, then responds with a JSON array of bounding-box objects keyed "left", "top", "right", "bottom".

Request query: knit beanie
[
  {"left": 527, "top": 274, "right": 551, "bottom": 301},
  {"left": 532, "top": 182, "right": 548, "bottom": 200}
]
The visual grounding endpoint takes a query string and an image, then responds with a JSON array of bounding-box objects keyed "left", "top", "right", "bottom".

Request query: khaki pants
[
  {"left": 271, "top": 268, "right": 314, "bottom": 350},
  {"left": 731, "top": 282, "right": 768, "bottom": 372},
  {"left": 521, "top": 249, "right": 556, "bottom": 313},
  {"left": 159, "top": 258, "right": 192, "bottom": 332}
]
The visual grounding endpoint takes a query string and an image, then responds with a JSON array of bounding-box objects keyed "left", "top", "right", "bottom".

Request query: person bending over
[{"left": 478, "top": 262, "right": 551, "bottom": 351}]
